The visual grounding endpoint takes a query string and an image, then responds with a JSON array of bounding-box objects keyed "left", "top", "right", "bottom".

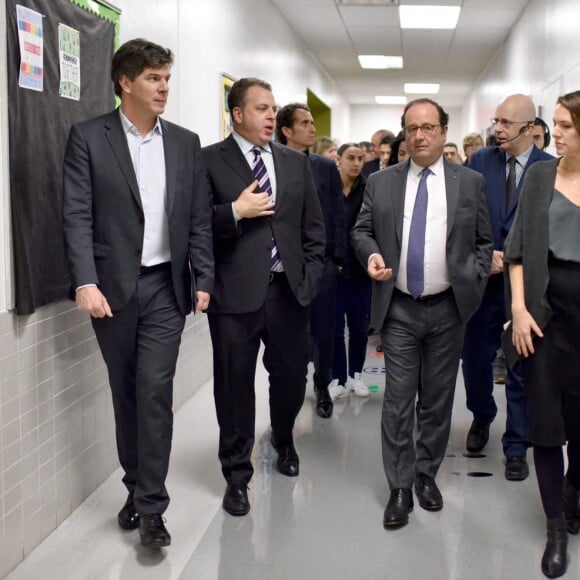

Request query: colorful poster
[
  {"left": 58, "top": 23, "right": 80, "bottom": 100},
  {"left": 16, "top": 4, "right": 43, "bottom": 91}
]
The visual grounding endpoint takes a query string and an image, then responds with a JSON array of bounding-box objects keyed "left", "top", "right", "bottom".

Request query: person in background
[
  {"left": 379, "top": 135, "right": 396, "bottom": 170},
  {"left": 463, "top": 132, "right": 484, "bottom": 166},
  {"left": 461, "top": 94, "right": 553, "bottom": 482},
  {"left": 328, "top": 143, "right": 372, "bottom": 401},
  {"left": 313, "top": 136, "right": 338, "bottom": 161},
  {"left": 362, "top": 129, "right": 395, "bottom": 178},
  {"left": 388, "top": 132, "right": 409, "bottom": 166},
  {"left": 503, "top": 90, "right": 580, "bottom": 579},
  {"left": 203, "top": 78, "right": 325, "bottom": 517},
  {"left": 276, "top": 103, "right": 345, "bottom": 419},
  {"left": 62, "top": 39, "right": 214, "bottom": 548},
  {"left": 533, "top": 117, "right": 551, "bottom": 151},
  {"left": 351, "top": 98, "right": 492, "bottom": 530},
  {"left": 443, "top": 142, "right": 463, "bottom": 164},
  {"left": 359, "top": 140, "right": 374, "bottom": 162}
]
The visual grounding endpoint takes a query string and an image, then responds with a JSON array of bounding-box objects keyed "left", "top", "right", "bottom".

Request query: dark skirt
[{"left": 523, "top": 256, "right": 580, "bottom": 446}]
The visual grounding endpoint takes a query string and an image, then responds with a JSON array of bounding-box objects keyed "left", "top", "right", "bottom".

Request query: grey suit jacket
[
  {"left": 351, "top": 158, "right": 493, "bottom": 329},
  {"left": 203, "top": 134, "right": 326, "bottom": 314},
  {"left": 63, "top": 109, "right": 214, "bottom": 314}
]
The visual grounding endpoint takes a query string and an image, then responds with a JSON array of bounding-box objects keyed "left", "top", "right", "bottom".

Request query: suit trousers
[
  {"left": 461, "top": 280, "right": 529, "bottom": 457},
  {"left": 310, "top": 258, "right": 339, "bottom": 389},
  {"left": 208, "top": 273, "right": 310, "bottom": 486},
  {"left": 380, "top": 289, "right": 464, "bottom": 489},
  {"left": 91, "top": 266, "right": 185, "bottom": 515}
]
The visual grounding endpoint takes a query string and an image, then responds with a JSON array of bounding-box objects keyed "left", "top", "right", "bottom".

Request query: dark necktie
[
  {"left": 407, "top": 167, "right": 432, "bottom": 299},
  {"left": 251, "top": 147, "right": 281, "bottom": 271},
  {"left": 506, "top": 156, "right": 517, "bottom": 212}
]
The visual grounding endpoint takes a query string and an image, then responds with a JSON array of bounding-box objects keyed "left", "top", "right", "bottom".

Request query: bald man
[{"left": 461, "top": 94, "right": 553, "bottom": 481}]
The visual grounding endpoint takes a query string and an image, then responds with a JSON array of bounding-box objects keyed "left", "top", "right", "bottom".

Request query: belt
[
  {"left": 139, "top": 262, "right": 171, "bottom": 276},
  {"left": 394, "top": 287, "right": 453, "bottom": 303},
  {"left": 269, "top": 271, "right": 286, "bottom": 284}
]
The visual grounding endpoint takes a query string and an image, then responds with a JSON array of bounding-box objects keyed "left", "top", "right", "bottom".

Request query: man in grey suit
[
  {"left": 62, "top": 39, "right": 214, "bottom": 548},
  {"left": 351, "top": 98, "right": 493, "bottom": 529},
  {"left": 203, "top": 78, "right": 325, "bottom": 517}
]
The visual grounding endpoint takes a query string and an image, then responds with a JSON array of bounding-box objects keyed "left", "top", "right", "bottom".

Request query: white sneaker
[
  {"left": 328, "top": 379, "right": 350, "bottom": 401},
  {"left": 349, "top": 372, "right": 370, "bottom": 398}
]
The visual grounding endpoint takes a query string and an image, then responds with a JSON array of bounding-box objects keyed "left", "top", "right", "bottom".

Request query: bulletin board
[{"left": 6, "top": 0, "right": 119, "bottom": 314}]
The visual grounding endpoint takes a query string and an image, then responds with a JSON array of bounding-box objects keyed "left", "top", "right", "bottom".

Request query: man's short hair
[
  {"left": 401, "top": 98, "right": 449, "bottom": 129},
  {"left": 275, "top": 103, "right": 310, "bottom": 144},
  {"left": 227, "top": 77, "right": 272, "bottom": 113},
  {"left": 380, "top": 135, "right": 395, "bottom": 146},
  {"left": 111, "top": 38, "right": 173, "bottom": 97},
  {"left": 444, "top": 142, "right": 459, "bottom": 150}
]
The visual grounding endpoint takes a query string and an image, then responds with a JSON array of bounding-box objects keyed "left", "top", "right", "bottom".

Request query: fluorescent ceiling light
[
  {"left": 404, "top": 83, "right": 440, "bottom": 94},
  {"left": 358, "top": 55, "right": 403, "bottom": 69},
  {"left": 375, "top": 96, "right": 407, "bottom": 105},
  {"left": 399, "top": 5, "right": 461, "bottom": 29}
]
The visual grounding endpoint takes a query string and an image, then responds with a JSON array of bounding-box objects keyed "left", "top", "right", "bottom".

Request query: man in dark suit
[
  {"left": 461, "top": 94, "right": 554, "bottom": 480},
  {"left": 275, "top": 102, "right": 345, "bottom": 418},
  {"left": 62, "top": 39, "right": 214, "bottom": 548},
  {"left": 351, "top": 98, "right": 493, "bottom": 530},
  {"left": 361, "top": 129, "right": 395, "bottom": 178},
  {"left": 203, "top": 78, "right": 326, "bottom": 516}
]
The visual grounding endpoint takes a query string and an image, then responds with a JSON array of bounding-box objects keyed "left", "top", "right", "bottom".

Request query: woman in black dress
[{"left": 504, "top": 90, "right": 580, "bottom": 578}]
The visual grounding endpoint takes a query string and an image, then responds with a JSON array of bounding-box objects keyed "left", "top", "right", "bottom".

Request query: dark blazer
[
  {"left": 351, "top": 158, "right": 493, "bottom": 330},
  {"left": 361, "top": 158, "right": 380, "bottom": 179},
  {"left": 62, "top": 109, "right": 214, "bottom": 314},
  {"left": 203, "top": 134, "right": 326, "bottom": 314},
  {"left": 502, "top": 158, "right": 560, "bottom": 365},
  {"left": 469, "top": 145, "right": 554, "bottom": 250},
  {"left": 308, "top": 152, "right": 345, "bottom": 264}
]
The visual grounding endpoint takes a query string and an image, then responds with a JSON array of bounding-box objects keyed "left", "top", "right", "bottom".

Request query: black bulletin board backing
[{"left": 6, "top": 0, "right": 116, "bottom": 314}]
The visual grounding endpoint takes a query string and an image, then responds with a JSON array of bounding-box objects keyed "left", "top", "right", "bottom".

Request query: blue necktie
[
  {"left": 407, "top": 167, "right": 432, "bottom": 299},
  {"left": 251, "top": 147, "right": 281, "bottom": 271}
]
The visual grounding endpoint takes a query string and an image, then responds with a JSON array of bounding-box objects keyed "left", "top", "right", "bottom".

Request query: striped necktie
[{"left": 251, "top": 147, "right": 281, "bottom": 271}]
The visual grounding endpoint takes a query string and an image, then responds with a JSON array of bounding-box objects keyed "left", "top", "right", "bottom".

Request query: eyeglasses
[
  {"left": 490, "top": 118, "right": 533, "bottom": 129},
  {"left": 404, "top": 124, "right": 442, "bottom": 137}
]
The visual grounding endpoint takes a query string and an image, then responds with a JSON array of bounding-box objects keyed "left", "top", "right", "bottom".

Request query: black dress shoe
[
  {"left": 117, "top": 492, "right": 140, "bottom": 530},
  {"left": 314, "top": 385, "right": 333, "bottom": 418},
  {"left": 466, "top": 420, "right": 490, "bottom": 453},
  {"left": 383, "top": 488, "right": 413, "bottom": 529},
  {"left": 276, "top": 445, "right": 300, "bottom": 477},
  {"left": 414, "top": 474, "right": 443, "bottom": 511},
  {"left": 138, "top": 513, "right": 171, "bottom": 548},
  {"left": 223, "top": 483, "right": 250, "bottom": 516},
  {"left": 505, "top": 456, "right": 529, "bottom": 481}
]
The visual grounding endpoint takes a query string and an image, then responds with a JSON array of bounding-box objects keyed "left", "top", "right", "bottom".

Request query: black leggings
[{"left": 534, "top": 441, "right": 580, "bottom": 518}]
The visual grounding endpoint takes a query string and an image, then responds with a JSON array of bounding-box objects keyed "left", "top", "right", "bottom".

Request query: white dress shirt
[{"left": 396, "top": 156, "right": 450, "bottom": 296}]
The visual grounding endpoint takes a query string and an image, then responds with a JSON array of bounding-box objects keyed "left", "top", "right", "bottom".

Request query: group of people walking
[{"left": 61, "top": 37, "right": 580, "bottom": 579}]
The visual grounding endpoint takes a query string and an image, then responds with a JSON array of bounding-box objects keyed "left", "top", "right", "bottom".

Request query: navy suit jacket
[
  {"left": 469, "top": 145, "right": 553, "bottom": 250},
  {"left": 361, "top": 158, "right": 380, "bottom": 179},
  {"left": 308, "top": 152, "right": 345, "bottom": 264}
]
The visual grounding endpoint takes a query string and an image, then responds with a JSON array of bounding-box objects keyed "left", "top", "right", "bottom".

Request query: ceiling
[{"left": 271, "top": 0, "right": 531, "bottom": 109}]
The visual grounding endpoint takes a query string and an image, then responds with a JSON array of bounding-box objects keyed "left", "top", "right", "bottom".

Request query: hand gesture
[
  {"left": 367, "top": 254, "right": 393, "bottom": 281},
  {"left": 510, "top": 308, "right": 544, "bottom": 357},
  {"left": 233, "top": 180, "right": 275, "bottom": 219}
]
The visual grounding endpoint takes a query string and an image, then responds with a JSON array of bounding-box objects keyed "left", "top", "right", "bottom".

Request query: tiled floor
[{"left": 6, "top": 336, "right": 577, "bottom": 580}]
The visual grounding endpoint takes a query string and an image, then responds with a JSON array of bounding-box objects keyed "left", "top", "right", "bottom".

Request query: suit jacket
[
  {"left": 307, "top": 152, "right": 345, "bottom": 265},
  {"left": 62, "top": 109, "right": 214, "bottom": 315},
  {"left": 469, "top": 145, "right": 554, "bottom": 250},
  {"left": 361, "top": 158, "right": 380, "bottom": 179},
  {"left": 351, "top": 158, "right": 493, "bottom": 330},
  {"left": 203, "top": 134, "right": 326, "bottom": 314}
]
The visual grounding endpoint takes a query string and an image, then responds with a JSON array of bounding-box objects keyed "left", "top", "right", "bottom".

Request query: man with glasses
[
  {"left": 461, "top": 94, "right": 553, "bottom": 481},
  {"left": 352, "top": 98, "right": 493, "bottom": 529}
]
